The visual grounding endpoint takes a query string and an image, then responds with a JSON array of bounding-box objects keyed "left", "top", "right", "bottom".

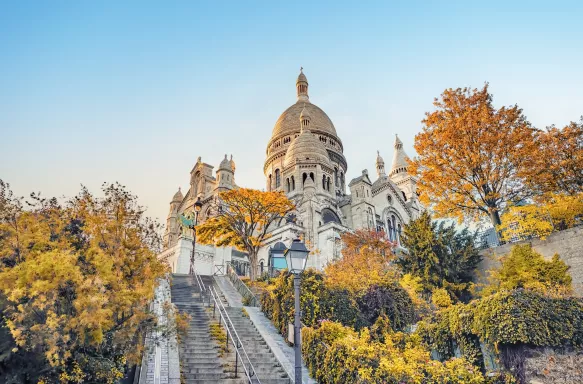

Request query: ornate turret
[
  {"left": 376, "top": 150, "right": 386, "bottom": 178},
  {"left": 217, "top": 154, "right": 234, "bottom": 190},
  {"left": 390, "top": 135, "right": 409, "bottom": 181},
  {"left": 296, "top": 67, "right": 309, "bottom": 102},
  {"left": 219, "top": 154, "right": 230, "bottom": 170},
  {"left": 172, "top": 187, "right": 183, "bottom": 204},
  {"left": 165, "top": 187, "right": 183, "bottom": 248},
  {"left": 229, "top": 154, "right": 236, "bottom": 172}
]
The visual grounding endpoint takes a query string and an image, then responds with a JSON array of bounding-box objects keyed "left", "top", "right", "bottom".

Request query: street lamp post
[
  {"left": 189, "top": 197, "right": 203, "bottom": 275},
  {"left": 284, "top": 238, "right": 310, "bottom": 384}
]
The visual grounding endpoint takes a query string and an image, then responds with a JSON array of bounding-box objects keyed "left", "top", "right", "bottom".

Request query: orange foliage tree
[
  {"left": 410, "top": 84, "right": 538, "bottom": 226},
  {"left": 527, "top": 119, "right": 583, "bottom": 196},
  {"left": 324, "top": 229, "right": 397, "bottom": 293},
  {"left": 196, "top": 188, "right": 295, "bottom": 280}
]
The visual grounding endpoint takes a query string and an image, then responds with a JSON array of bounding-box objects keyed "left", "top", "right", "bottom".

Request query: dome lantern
[
  {"left": 296, "top": 67, "right": 309, "bottom": 102},
  {"left": 376, "top": 150, "right": 386, "bottom": 177}
]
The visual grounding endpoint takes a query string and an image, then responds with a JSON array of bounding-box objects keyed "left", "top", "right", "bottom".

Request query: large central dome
[{"left": 272, "top": 101, "right": 337, "bottom": 138}]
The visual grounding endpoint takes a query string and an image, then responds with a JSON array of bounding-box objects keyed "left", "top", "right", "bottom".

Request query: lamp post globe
[{"left": 284, "top": 238, "right": 309, "bottom": 275}]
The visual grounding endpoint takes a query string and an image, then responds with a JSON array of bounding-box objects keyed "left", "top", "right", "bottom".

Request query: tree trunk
[
  {"left": 248, "top": 250, "right": 258, "bottom": 281},
  {"left": 489, "top": 208, "right": 501, "bottom": 227}
]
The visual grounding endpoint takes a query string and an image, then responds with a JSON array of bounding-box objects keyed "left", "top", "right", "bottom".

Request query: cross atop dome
[{"left": 296, "top": 67, "right": 309, "bottom": 102}]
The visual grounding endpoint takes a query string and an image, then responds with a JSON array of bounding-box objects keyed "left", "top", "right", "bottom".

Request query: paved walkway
[
  {"left": 213, "top": 275, "right": 243, "bottom": 307},
  {"left": 213, "top": 275, "right": 316, "bottom": 384}
]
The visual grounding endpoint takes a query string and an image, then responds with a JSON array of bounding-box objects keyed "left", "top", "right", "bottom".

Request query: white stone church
[{"left": 159, "top": 70, "right": 422, "bottom": 276}]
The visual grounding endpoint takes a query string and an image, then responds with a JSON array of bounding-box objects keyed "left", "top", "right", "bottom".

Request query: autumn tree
[
  {"left": 196, "top": 188, "right": 295, "bottom": 280},
  {"left": 398, "top": 211, "right": 482, "bottom": 301},
  {"left": 498, "top": 193, "right": 583, "bottom": 241},
  {"left": 0, "top": 180, "right": 167, "bottom": 383},
  {"left": 324, "top": 229, "right": 397, "bottom": 293},
  {"left": 411, "top": 84, "right": 538, "bottom": 226},
  {"left": 527, "top": 118, "right": 583, "bottom": 195}
]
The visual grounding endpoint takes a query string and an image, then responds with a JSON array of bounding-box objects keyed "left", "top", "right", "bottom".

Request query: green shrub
[{"left": 358, "top": 281, "right": 416, "bottom": 331}]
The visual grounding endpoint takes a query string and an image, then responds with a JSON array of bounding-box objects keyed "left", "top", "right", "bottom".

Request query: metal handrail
[
  {"left": 211, "top": 286, "right": 257, "bottom": 375},
  {"left": 193, "top": 269, "right": 261, "bottom": 384},
  {"left": 226, "top": 263, "right": 260, "bottom": 307},
  {"left": 208, "top": 288, "right": 261, "bottom": 384}
]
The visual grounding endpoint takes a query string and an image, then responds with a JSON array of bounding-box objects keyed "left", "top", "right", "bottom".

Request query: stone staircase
[
  {"left": 171, "top": 274, "right": 290, "bottom": 384},
  {"left": 223, "top": 307, "right": 290, "bottom": 384}
]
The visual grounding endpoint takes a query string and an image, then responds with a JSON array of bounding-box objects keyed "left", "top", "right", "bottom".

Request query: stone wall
[
  {"left": 479, "top": 226, "right": 583, "bottom": 295},
  {"left": 525, "top": 348, "right": 583, "bottom": 384}
]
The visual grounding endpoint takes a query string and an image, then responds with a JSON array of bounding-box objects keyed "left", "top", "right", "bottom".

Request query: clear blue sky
[{"left": 1, "top": 1, "right": 582, "bottom": 223}]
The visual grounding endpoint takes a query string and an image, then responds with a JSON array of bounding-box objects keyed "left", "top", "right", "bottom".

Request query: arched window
[
  {"left": 322, "top": 208, "right": 341, "bottom": 224},
  {"left": 387, "top": 195, "right": 392, "bottom": 205},
  {"left": 397, "top": 224, "right": 402, "bottom": 245},
  {"left": 302, "top": 173, "right": 307, "bottom": 185},
  {"left": 334, "top": 168, "right": 339, "bottom": 186},
  {"left": 275, "top": 169, "right": 281, "bottom": 188},
  {"left": 309, "top": 172, "right": 315, "bottom": 182},
  {"left": 291, "top": 176, "right": 295, "bottom": 190},
  {"left": 366, "top": 189, "right": 369, "bottom": 197},
  {"left": 322, "top": 174, "right": 326, "bottom": 189},
  {"left": 327, "top": 177, "right": 331, "bottom": 191},
  {"left": 391, "top": 215, "right": 397, "bottom": 242},
  {"left": 268, "top": 174, "right": 272, "bottom": 191},
  {"left": 286, "top": 178, "right": 290, "bottom": 192},
  {"left": 387, "top": 218, "right": 394, "bottom": 241},
  {"left": 402, "top": 191, "right": 407, "bottom": 201}
]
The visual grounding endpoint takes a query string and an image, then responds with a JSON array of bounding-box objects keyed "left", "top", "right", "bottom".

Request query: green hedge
[{"left": 260, "top": 270, "right": 415, "bottom": 338}]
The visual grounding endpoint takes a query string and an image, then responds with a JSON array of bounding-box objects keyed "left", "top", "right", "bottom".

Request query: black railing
[
  {"left": 226, "top": 263, "right": 260, "bottom": 307},
  {"left": 192, "top": 268, "right": 261, "bottom": 383}
]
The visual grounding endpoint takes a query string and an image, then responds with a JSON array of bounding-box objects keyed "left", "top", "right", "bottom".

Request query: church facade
[{"left": 159, "top": 70, "right": 422, "bottom": 275}]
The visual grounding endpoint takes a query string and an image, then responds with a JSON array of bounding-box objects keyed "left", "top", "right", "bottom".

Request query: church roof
[
  {"left": 271, "top": 69, "right": 338, "bottom": 141},
  {"left": 272, "top": 101, "right": 337, "bottom": 139},
  {"left": 348, "top": 170, "right": 372, "bottom": 186}
]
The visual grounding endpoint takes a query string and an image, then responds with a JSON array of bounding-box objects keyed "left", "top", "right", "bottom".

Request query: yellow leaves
[
  {"left": 196, "top": 188, "right": 295, "bottom": 279},
  {"left": 325, "top": 230, "right": 397, "bottom": 293},
  {"left": 431, "top": 288, "right": 453, "bottom": 309},
  {"left": 498, "top": 193, "right": 583, "bottom": 241},
  {"left": 0, "top": 182, "right": 167, "bottom": 380}
]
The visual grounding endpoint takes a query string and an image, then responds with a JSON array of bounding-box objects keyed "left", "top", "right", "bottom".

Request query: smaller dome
[
  {"left": 284, "top": 128, "right": 330, "bottom": 168},
  {"left": 172, "top": 187, "right": 183, "bottom": 203},
  {"left": 229, "top": 154, "right": 236, "bottom": 172},
  {"left": 376, "top": 150, "right": 384, "bottom": 164},
  {"left": 219, "top": 154, "right": 231, "bottom": 170}
]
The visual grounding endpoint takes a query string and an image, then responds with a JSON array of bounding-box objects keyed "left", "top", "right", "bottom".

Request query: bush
[
  {"left": 416, "top": 289, "right": 583, "bottom": 381},
  {"left": 302, "top": 320, "right": 486, "bottom": 384},
  {"left": 358, "top": 282, "right": 416, "bottom": 331}
]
